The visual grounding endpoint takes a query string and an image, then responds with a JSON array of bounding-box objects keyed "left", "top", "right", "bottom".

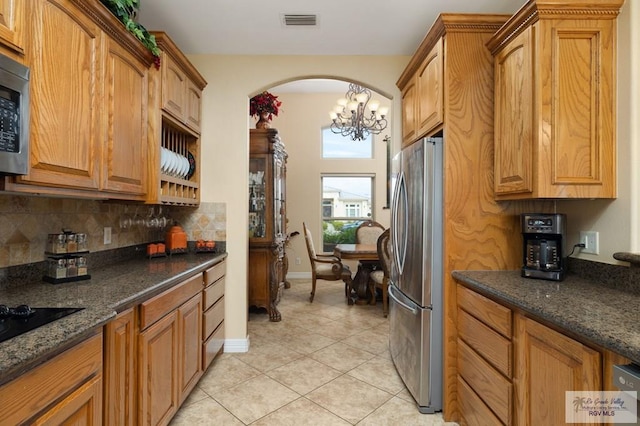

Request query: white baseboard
[
  {"left": 286, "top": 272, "right": 311, "bottom": 279},
  {"left": 223, "top": 337, "right": 249, "bottom": 353}
]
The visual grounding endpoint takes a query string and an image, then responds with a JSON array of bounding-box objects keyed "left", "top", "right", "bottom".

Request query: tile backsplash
[{"left": 0, "top": 194, "right": 226, "bottom": 268}]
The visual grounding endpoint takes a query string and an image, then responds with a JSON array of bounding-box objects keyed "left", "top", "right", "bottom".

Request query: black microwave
[{"left": 0, "top": 53, "right": 28, "bottom": 175}]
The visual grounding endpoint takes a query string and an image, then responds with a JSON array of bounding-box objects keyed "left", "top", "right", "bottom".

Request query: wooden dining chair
[
  {"left": 355, "top": 220, "right": 385, "bottom": 245},
  {"left": 302, "top": 222, "right": 353, "bottom": 303},
  {"left": 369, "top": 228, "right": 391, "bottom": 317}
]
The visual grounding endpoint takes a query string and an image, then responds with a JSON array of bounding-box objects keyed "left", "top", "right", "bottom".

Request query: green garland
[{"left": 100, "top": 0, "right": 161, "bottom": 66}]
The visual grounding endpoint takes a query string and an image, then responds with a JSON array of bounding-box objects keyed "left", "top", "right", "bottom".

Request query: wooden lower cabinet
[
  {"left": 139, "top": 310, "right": 180, "bottom": 426},
  {"left": 178, "top": 293, "right": 203, "bottom": 404},
  {"left": 203, "top": 261, "right": 226, "bottom": 369},
  {"left": 0, "top": 333, "right": 103, "bottom": 425},
  {"left": 103, "top": 308, "right": 137, "bottom": 426},
  {"left": 455, "top": 284, "right": 607, "bottom": 426},
  {"left": 33, "top": 376, "right": 103, "bottom": 425},
  {"left": 514, "top": 315, "right": 602, "bottom": 426},
  {"left": 137, "top": 273, "right": 204, "bottom": 426}
]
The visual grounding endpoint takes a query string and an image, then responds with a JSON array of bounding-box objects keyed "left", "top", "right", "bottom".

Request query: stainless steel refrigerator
[{"left": 389, "top": 136, "right": 443, "bottom": 414}]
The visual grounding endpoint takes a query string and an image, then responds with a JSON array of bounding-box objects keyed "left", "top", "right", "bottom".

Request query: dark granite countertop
[
  {"left": 452, "top": 270, "right": 640, "bottom": 364},
  {"left": 0, "top": 252, "right": 227, "bottom": 385}
]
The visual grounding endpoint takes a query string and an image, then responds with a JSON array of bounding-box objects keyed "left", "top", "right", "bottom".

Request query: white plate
[
  {"left": 181, "top": 155, "right": 189, "bottom": 178},
  {"left": 161, "top": 148, "right": 168, "bottom": 173},
  {"left": 168, "top": 151, "right": 178, "bottom": 175}
]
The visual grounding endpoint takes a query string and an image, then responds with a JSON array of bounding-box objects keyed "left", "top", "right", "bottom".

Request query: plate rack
[{"left": 160, "top": 120, "right": 199, "bottom": 205}]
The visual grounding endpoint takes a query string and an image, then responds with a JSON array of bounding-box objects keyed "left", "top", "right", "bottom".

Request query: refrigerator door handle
[
  {"left": 388, "top": 285, "right": 418, "bottom": 315},
  {"left": 392, "top": 172, "right": 407, "bottom": 275}
]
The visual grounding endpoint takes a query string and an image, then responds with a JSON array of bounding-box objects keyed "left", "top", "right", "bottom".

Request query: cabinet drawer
[
  {"left": 457, "top": 285, "right": 512, "bottom": 337},
  {"left": 203, "top": 322, "right": 224, "bottom": 369},
  {"left": 458, "top": 308, "right": 512, "bottom": 377},
  {"left": 458, "top": 376, "right": 505, "bottom": 426},
  {"left": 458, "top": 339, "right": 512, "bottom": 424},
  {"left": 203, "top": 276, "right": 225, "bottom": 311},
  {"left": 203, "top": 296, "right": 224, "bottom": 339},
  {"left": 140, "top": 273, "right": 203, "bottom": 330},
  {"left": 204, "top": 261, "right": 225, "bottom": 287}
]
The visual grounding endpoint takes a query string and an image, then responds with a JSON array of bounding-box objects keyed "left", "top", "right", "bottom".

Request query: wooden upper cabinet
[
  {"left": 488, "top": 0, "right": 623, "bottom": 199},
  {"left": 0, "top": 0, "right": 24, "bottom": 55},
  {"left": 4, "top": 0, "right": 154, "bottom": 199},
  {"left": 21, "top": 0, "right": 102, "bottom": 191},
  {"left": 493, "top": 27, "right": 533, "bottom": 196},
  {"left": 400, "top": 79, "right": 417, "bottom": 147},
  {"left": 103, "top": 37, "right": 149, "bottom": 197},
  {"left": 153, "top": 32, "right": 207, "bottom": 135},
  {"left": 161, "top": 54, "right": 187, "bottom": 121},
  {"left": 416, "top": 38, "right": 443, "bottom": 138}
]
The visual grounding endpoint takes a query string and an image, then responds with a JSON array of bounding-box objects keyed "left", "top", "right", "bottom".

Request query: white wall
[
  {"left": 557, "top": 1, "right": 640, "bottom": 264},
  {"left": 187, "top": 55, "right": 408, "bottom": 343}
]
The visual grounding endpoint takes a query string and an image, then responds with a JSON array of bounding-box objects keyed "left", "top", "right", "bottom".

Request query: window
[
  {"left": 321, "top": 175, "right": 374, "bottom": 251},
  {"left": 322, "top": 127, "right": 372, "bottom": 159}
]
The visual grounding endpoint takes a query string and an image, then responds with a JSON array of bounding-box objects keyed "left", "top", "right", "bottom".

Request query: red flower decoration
[{"left": 249, "top": 91, "right": 282, "bottom": 121}]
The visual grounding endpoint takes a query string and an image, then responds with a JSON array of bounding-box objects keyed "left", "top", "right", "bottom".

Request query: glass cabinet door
[
  {"left": 274, "top": 156, "right": 285, "bottom": 237},
  {"left": 249, "top": 157, "right": 267, "bottom": 238}
]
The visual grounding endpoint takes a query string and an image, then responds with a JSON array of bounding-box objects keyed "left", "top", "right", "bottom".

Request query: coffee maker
[{"left": 521, "top": 213, "right": 566, "bottom": 281}]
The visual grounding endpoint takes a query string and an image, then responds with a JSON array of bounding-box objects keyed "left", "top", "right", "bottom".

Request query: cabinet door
[
  {"left": 161, "top": 54, "right": 187, "bottom": 122},
  {"left": 22, "top": 0, "right": 101, "bottom": 189},
  {"left": 537, "top": 18, "right": 617, "bottom": 198},
  {"left": 514, "top": 315, "right": 601, "bottom": 426},
  {"left": 104, "top": 309, "right": 136, "bottom": 426},
  {"left": 400, "top": 79, "right": 417, "bottom": 147},
  {"left": 178, "top": 293, "right": 203, "bottom": 404},
  {"left": 102, "top": 37, "right": 148, "bottom": 196},
  {"left": 0, "top": 0, "right": 23, "bottom": 53},
  {"left": 494, "top": 27, "right": 533, "bottom": 196},
  {"left": 139, "top": 311, "right": 179, "bottom": 426},
  {"left": 417, "top": 38, "right": 443, "bottom": 137},
  {"left": 33, "top": 376, "right": 103, "bottom": 426},
  {"left": 185, "top": 79, "right": 202, "bottom": 133}
]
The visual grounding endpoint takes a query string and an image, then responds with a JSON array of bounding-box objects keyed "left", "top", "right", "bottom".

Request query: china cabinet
[
  {"left": 487, "top": 0, "right": 623, "bottom": 199},
  {"left": 248, "top": 129, "right": 287, "bottom": 322}
]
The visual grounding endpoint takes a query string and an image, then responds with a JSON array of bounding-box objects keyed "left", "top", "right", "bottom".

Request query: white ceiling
[{"left": 137, "top": 0, "right": 523, "bottom": 56}]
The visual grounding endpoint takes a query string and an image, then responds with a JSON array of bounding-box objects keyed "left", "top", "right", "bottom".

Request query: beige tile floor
[{"left": 171, "top": 279, "right": 457, "bottom": 425}]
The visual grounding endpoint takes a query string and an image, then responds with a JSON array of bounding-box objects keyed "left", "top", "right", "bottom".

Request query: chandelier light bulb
[
  {"left": 329, "top": 111, "right": 338, "bottom": 120},
  {"left": 355, "top": 93, "right": 368, "bottom": 104},
  {"left": 347, "top": 101, "right": 358, "bottom": 112},
  {"left": 334, "top": 105, "right": 343, "bottom": 114},
  {"left": 368, "top": 100, "right": 380, "bottom": 112},
  {"left": 337, "top": 98, "right": 348, "bottom": 107},
  {"left": 378, "top": 106, "right": 389, "bottom": 117}
]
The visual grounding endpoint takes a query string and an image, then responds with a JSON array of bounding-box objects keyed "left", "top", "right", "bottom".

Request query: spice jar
[
  {"left": 66, "top": 258, "right": 78, "bottom": 277},
  {"left": 77, "top": 257, "right": 88, "bottom": 276},
  {"left": 66, "top": 234, "right": 78, "bottom": 253},
  {"left": 76, "top": 233, "right": 87, "bottom": 251},
  {"left": 48, "top": 234, "right": 67, "bottom": 254},
  {"left": 49, "top": 258, "right": 67, "bottom": 279}
]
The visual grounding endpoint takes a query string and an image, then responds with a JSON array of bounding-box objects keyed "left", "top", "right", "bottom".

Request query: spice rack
[{"left": 43, "top": 232, "right": 91, "bottom": 284}]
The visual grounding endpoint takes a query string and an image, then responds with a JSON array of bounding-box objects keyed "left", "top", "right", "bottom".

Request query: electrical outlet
[
  {"left": 295, "top": 257, "right": 301, "bottom": 265},
  {"left": 579, "top": 231, "right": 599, "bottom": 255},
  {"left": 104, "top": 227, "right": 112, "bottom": 245}
]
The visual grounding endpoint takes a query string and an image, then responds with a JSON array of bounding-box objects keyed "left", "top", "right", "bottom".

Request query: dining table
[{"left": 333, "top": 243, "right": 379, "bottom": 305}]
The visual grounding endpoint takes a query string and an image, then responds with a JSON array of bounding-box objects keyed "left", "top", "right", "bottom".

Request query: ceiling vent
[{"left": 282, "top": 14, "right": 318, "bottom": 27}]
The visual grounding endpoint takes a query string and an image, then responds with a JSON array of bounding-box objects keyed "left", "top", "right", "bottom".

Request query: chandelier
[{"left": 329, "top": 84, "right": 388, "bottom": 141}]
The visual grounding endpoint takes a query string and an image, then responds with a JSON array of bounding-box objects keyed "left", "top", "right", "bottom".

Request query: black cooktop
[{"left": 0, "top": 305, "right": 85, "bottom": 343}]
